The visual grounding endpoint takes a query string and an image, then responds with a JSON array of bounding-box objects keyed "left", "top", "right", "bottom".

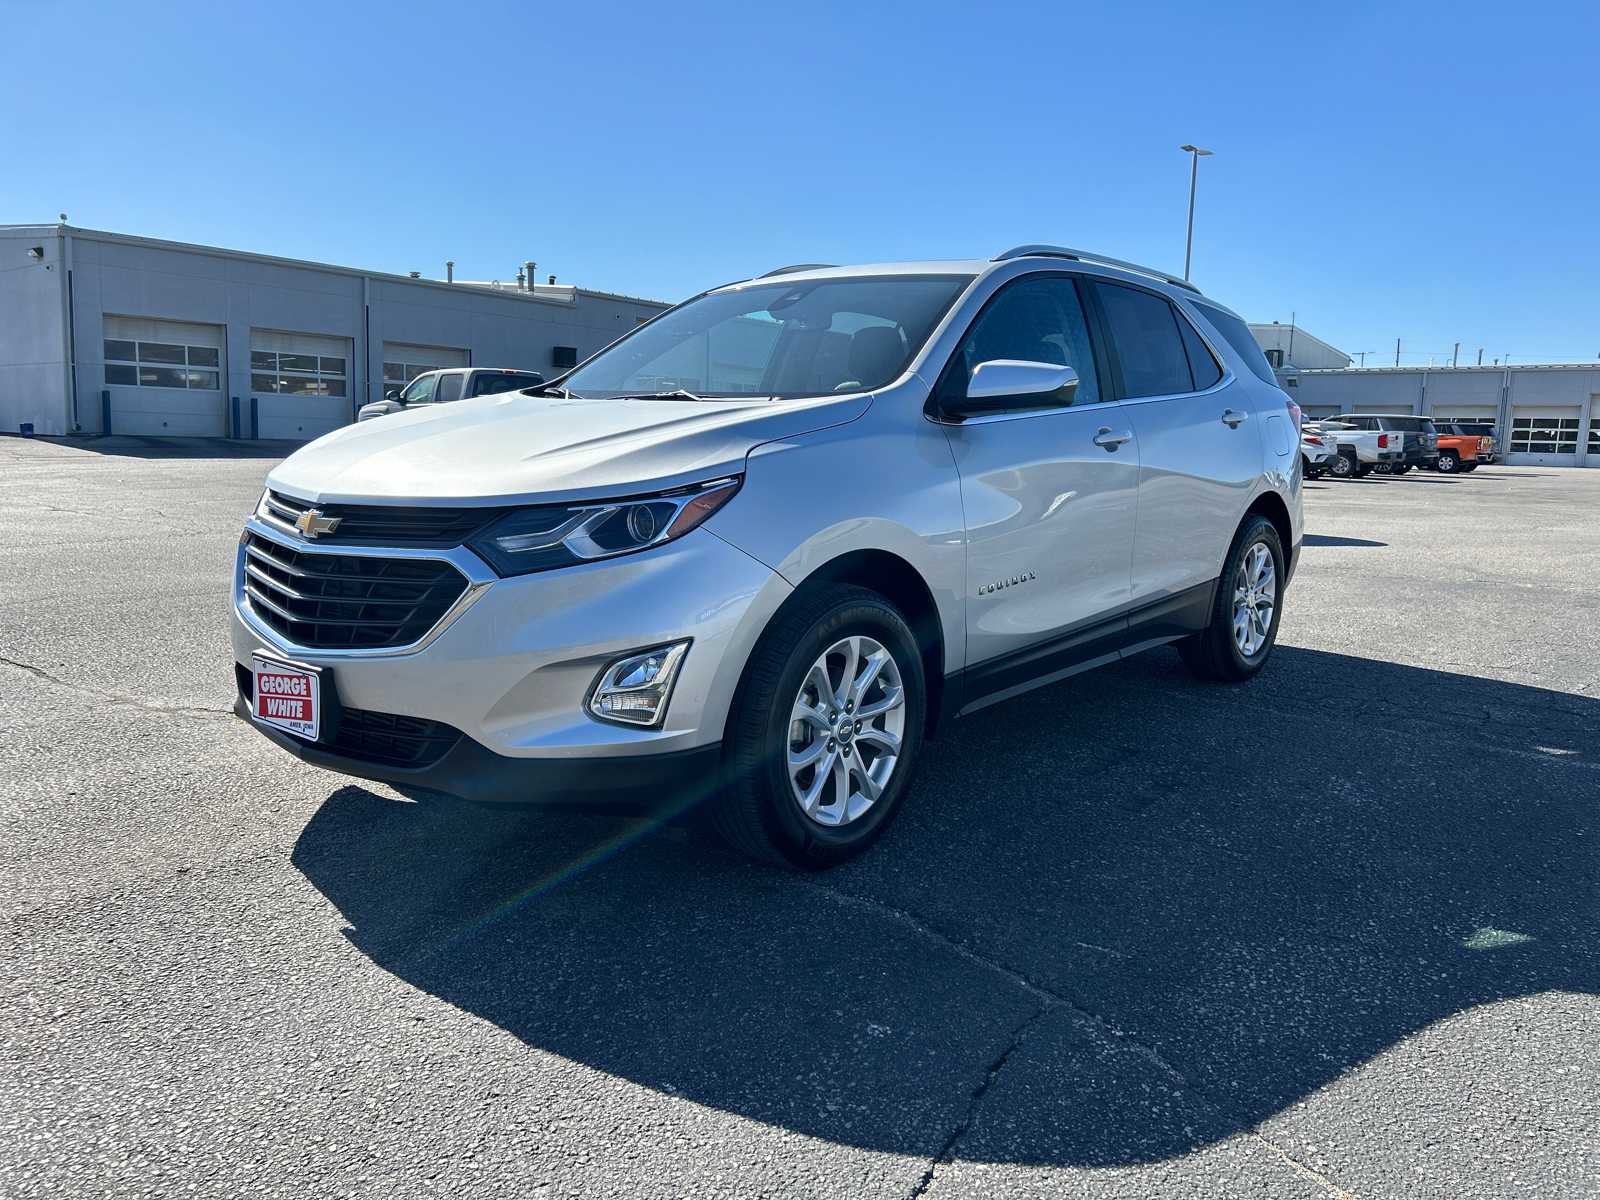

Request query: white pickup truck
[{"left": 1306, "top": 420, "right": 1406, "bottom": 479}]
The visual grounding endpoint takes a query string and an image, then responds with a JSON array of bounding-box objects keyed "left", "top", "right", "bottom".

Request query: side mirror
[{"left": 940, "top": 360, "right": 1079, "bottom": 420}]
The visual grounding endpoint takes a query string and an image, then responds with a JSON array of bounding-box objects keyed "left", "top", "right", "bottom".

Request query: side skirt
[{"left": 941, "top": 578, "right": 1219, "bottom": 724}]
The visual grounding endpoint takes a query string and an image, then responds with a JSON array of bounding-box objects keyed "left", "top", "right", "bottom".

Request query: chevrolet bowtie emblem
[{"left": 294, "top": 509, "right": 342, "bottom": 538}]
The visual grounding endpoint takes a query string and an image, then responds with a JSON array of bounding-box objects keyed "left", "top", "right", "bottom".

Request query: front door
[{"left": 933, "top": 274, "right": 1139, "bottom": 707}]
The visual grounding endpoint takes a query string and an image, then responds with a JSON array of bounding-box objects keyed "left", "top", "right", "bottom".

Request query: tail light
[
  {"left": 1287, "top": 399, "right": 1303, "bottom": 434},
  {"left": 1304, "top": 435, "right": 1325, "bottom": 447},
  {"left": 1377, "top": 434, "right": 1389, "bottom": 449}
]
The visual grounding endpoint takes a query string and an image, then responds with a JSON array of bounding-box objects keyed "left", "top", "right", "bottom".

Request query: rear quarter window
[{"left": 1192, "top": 302, "right": 1279, "bottom": 386}]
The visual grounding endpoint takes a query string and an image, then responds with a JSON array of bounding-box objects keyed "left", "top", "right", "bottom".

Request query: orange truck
[{"left": 1429, "top": 422, "right": 1499, "bottom": 473}]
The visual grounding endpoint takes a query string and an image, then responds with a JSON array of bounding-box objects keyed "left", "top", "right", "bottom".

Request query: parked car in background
[
  {"left": 1307, "top": 419, "right": 1403, "bottom": 479},
  {"left": 357, "top": 367, "right": 545, "bottom": 421},
  {"left": 233, "top": 244, "right": 1303, "bottom": 869},
  {"left": 1300, "top": 427, "right": 1337, "bottom": 479},
  {"left": 1429, "top": 422, "right": 1499, "bottom": 472},
  {"left": 1330, "top": 414, "right": 1438, "bottom": 474}
]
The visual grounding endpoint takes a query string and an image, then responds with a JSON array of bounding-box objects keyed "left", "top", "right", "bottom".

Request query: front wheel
[
  {"left": 713, "top": 585, "right": 926, "bottom": 869},
  {"left": 1436, "top": 450, "right": 1460, "bottom": 473},
  {"left": 1178, "top": 515, "right": 1285, "bottom": 683}
]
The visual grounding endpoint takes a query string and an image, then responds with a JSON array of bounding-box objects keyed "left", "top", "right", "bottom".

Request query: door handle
[
  {"left": 1221, "top": 409, "right": 1249, "bottom": 427},
  {"left": 1093, "top": 427, "right": 1133, "bottom": 449}
]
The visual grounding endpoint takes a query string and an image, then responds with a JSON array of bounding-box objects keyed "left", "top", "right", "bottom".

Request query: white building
[
  {"left": 1280, "top": 363, "right": 1600, "bottom": 467},
  {"left": 0, "top": 223, "right": 671, "bottom": 440},
  {"left": 1249, "top": 322, "right": 1351, "bottom": 370},
  {"left": 1246, "top": 319, "right": 1597, "bottom": 467}
]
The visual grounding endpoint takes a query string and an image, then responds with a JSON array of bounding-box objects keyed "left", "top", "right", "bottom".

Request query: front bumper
[
  {"left": 230, "top": 516, "right": 792, "bottom": 784},
  {"left": 235, "top": 694, "right": 722, "bottom": 812}
]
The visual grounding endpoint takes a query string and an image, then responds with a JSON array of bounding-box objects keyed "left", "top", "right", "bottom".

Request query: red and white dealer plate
[{"left": 252, "top": 654, "right": 320, "bottom": 740}]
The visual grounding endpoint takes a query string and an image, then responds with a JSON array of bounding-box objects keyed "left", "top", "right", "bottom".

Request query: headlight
[
  {"left": 587, "top": 641, "right": 691, "bottom": 727},
  {"left": 467, "top": 476, "right": 741, "bottom": 577}
]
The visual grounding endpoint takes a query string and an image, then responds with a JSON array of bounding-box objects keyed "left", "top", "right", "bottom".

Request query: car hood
[{"left": 267, "top": 391, "right": 873, "bottom": 505}]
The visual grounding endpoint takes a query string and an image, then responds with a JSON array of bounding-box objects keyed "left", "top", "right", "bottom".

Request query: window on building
[
  {"left": 1510, "top": 417, "right": 1579, "bottom": 454},
  {"left": 380, "top": 343, "right": 468, "bottom": 399},
  {"left": 552, "top": 346, "right": 579, "bottom": 369},
  {"left": 1590, "top": 418, "right": 1600, "bottom": 455},
  {"left": 250, "top": 351, "right": 347, "bottom": 397},
  {"left": 103, "top": 338, "right": 220, "bottom": 390}
]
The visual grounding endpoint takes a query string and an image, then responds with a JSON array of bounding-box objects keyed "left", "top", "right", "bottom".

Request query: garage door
[
  {"left": 382, "top": 342, "right": 469, "bottom": 399},
  {"left": 1507, "top": 406, "right": 1580, "bottom": 465},
  {"left": 250, "top": 330, "right": 353, "bottom": 441},
  {"left": 102, "top": 315, "right": 226, "bottom": 436}
]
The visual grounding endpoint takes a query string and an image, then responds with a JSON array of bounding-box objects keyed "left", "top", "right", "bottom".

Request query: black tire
[
  {"left": 1391, "top": 463, "right": 1413, "bottom": 474},
  {"left": 1329, "top": 451, "right": 1359, "bottom": 479},
  {"left": 1178, "top": 514, "right": 1285, "bottom": 683},
  {"left": 1436, "top": 450, "right": 1460, "bottom": 473},
  {"left": 1355, "top": 462, "right": 1373, "bottom": 477},
  {"left": 1459, "top": 463, "right": 1478, "bottom": 472},
  {"left": 712, "top": 584, "right": 926, "bottom": 870}
]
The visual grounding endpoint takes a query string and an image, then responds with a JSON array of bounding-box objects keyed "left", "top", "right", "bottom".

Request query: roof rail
[
  {"left": 991, "top": 244, "right": 1200, "bottom": 294},
  {"left": 759, "top": 263, "right": 838, "bottom": 278}
]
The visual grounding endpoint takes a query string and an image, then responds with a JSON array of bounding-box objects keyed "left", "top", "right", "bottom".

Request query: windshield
[{"left": 561, "top": 274, "right": 973, "bottom": 399}]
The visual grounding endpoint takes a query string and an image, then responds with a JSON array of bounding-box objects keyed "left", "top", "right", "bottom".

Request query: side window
[
  {"left": 1093, "top": 282, "right": 1194, "bottom": 398},
  {"left": 1177, "top": 313, "right": 1223, "bottom": 390},
  {"left": 401, "top": 374, "right": 437, "bottom": 404},
  {"left": 436, "top": 372, "right": 465, "bottom": 403},
  {"left": 935, "top": 276, "right": 1102, "bottom": 408}
]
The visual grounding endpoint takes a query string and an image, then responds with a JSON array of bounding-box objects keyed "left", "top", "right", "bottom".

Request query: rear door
[
  {"left": 1091, "top": 281, "right": 1266, "bottom": 643},
  {"left": 935, "top": 273, "right": 1140, "bottom": 704}
]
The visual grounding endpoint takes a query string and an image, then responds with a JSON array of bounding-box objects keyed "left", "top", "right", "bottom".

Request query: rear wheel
[
  {"left": 1178, "top": 515, "right": 1284, "bottom": 683},
  {"left": 1436, "top": 450, "right": 1461, "bottom": 473},
  {"left": 713, "top": 585, "right": 926, "bottom": 870},
  {"left": 1459, "top": 463, "right": 1478, "bottom": 472},
  {"left": 1329, "top": 451, "right": 1359, "bottom": 479}
]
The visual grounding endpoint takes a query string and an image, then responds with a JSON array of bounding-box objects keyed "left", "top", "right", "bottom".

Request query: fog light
[{"left": 587, "top": 641, "right": 690, "bottom": 727}]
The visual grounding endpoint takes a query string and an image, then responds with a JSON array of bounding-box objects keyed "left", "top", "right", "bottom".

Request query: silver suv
[{"left": 232, "top": 245, "right": 1302, "bottom": 868}]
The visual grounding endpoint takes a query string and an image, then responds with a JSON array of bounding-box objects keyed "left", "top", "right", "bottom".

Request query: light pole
[{"left": 1180, "top": 145, "right": 1213, "bottom": 281}]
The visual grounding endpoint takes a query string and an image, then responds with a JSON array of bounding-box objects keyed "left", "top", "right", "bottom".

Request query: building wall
[
  {"left": 0, "top": 225, "right": 671, "bottom": 438},
  {"left": 0, "top": 229, "right": 69, "bottom": 434},
  {"left": 1281, "top": 364, "right": 1599, "bottom": 467}
]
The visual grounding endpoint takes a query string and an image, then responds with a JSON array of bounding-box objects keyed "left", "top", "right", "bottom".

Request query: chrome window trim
[
  {"left": 234, "top": 516, "right": 496, "bottom": 660},
  {"left": 1114, "top": 369, "right": 1237, "bottom": 407},
  {"left": 928, "top": 396, "right": 1125, "bottom": 428}
]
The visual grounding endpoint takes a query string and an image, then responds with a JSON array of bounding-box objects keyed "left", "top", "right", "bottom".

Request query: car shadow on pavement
[
  {"left": 290, "top": 645, "right": 1598, "bottom": 1167},
  {"left": 21, "top": 435, "right": 298, "bottom": 459}
]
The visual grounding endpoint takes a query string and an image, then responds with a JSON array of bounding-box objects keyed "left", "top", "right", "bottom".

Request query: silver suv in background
[
  {"left": 358, "top": 367, "right": 545, "bottom": 421},
  {"left": 233, "top": 245, "right": 1302, "bottom": 869}
]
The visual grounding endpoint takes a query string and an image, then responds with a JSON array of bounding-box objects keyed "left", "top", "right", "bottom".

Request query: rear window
[
  {"left": 471, "top": 373, "right": 540, "bottom": 396},
  {"left": 1377, "top": 417, "right": 1431, "bottom": 433},
  {"left": 1192, "top": 301, "right": 1279, "bottom": 385}
]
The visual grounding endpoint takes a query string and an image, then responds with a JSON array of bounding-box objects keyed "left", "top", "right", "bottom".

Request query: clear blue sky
[{"left": 5, "top": 0, "right": 1597, "bottom": 366}]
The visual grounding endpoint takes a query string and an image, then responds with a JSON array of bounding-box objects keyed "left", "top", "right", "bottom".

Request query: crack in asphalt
[
  {"left": 806, "top": 882, "right": 1362, "bottom": 1199},
  {"left": 0, "top": 657, "right": 231, "bottom": 721}
]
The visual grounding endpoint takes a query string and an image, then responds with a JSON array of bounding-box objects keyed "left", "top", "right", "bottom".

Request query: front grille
[
  {"left": 263, "top": 490, "right": 504, "bottom": 547},
  {"left": 243, "top": 533, "right": 470, "bottom": 650},
  {"left": 330, "top": 708, "right": 463, "bottom": 768}
]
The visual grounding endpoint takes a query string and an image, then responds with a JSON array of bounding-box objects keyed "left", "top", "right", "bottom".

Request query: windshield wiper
[{"left": 611, "top": 389, "right": 705, "bottom": 402}]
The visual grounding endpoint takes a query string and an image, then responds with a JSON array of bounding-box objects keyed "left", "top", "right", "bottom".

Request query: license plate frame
[{"left": 252, "top": 654, "right": 322, "bottom": 741}]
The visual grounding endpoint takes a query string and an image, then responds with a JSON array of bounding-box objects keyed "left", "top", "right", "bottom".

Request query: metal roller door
[
  {"left": 101, "top": 315, "right": 225, "bottom": 436},
  {"left": 250, "top": 330, "right": 353, "bottom": 441}
]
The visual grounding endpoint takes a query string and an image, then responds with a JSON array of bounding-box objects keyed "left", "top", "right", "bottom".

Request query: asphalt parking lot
[{"left": 2, "top": 436, "right": 1596, "bottom": 1200}]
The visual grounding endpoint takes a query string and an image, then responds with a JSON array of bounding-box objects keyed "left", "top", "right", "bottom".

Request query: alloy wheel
[
  {"left": 1231, "top": 543, "right": 1276, "bottom": 658},
  {"left": 786, "top": 635, "right": 906, "bottom": 827}
]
